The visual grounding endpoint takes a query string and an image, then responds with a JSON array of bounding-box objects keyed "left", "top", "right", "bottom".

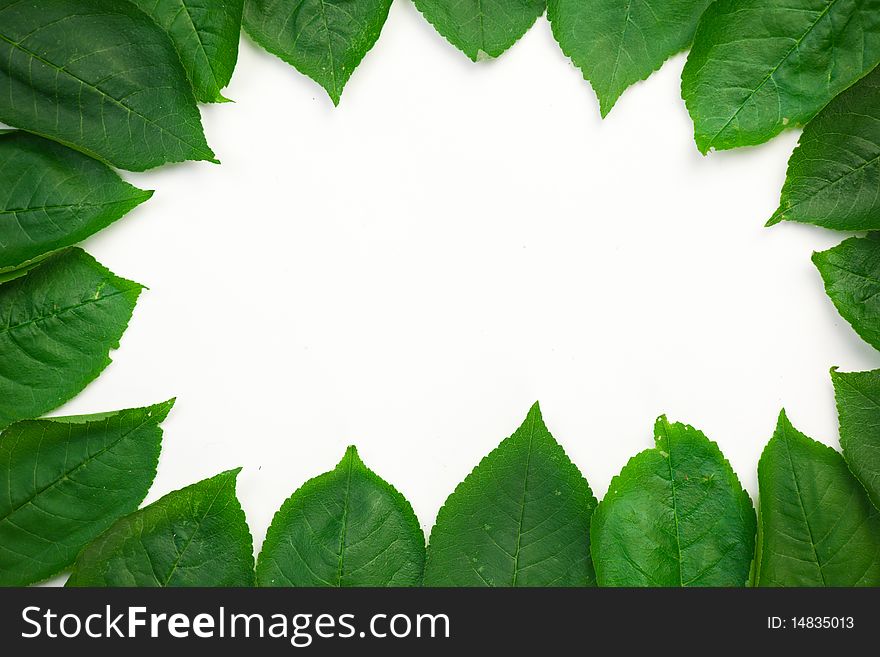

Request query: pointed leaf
[
  {"left": 682, "top": 0, "right": 880, "bottom": 153},
  {"left": 256, "top": 446, "right": 425, "bottom": 586},
  {"left": 754, "top": 411, "right": 880, "bottom": 586},
  {"left": 0, "top": 0, "right": 216, "bottom": 171},
  {"left": 0, "top": 131, "right": 152, "bottom": 272},
  {"left": 548, "top": 0, "right": 713, "bottom": 116},
  {"left": 832, "top": 368, "right": 880, "bottom": 509},
  {"left": 0, "top": 402, "right": 174, "bottom": 585},
  {"left": 591, "top": 417, "right": 755, "bottom": 587},
  {"left": 129, "top": 0, "right": 244, "bottom": 103},
  {"left": 243, "top": 0, "right": 393, "bottom": 105},
  {"left": 67, "top": 469, "right": 255, "bottom": 586},
  {"left": 0, "top": 249, "right": 143, "bottom": 430},
  {"left": 423, "top": 403, "right": 597, "bottom": 586},
  {"left": 770, "top": 66, "right": 880, "bottom": 230},
  {"left": 413, "top": 0, "right": 546, "bottom": 62},
  {"left": 813, "top": 235, "right": 880, "bottom": 351}
]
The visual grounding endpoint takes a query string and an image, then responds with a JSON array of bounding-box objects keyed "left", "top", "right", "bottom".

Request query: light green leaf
[
  {"left": 0, "top": 402, "right": 174, "bottom": 586},
  {"left": 256, "top": 446, "right": 425, "bottom": 586},
  {"left": 0, "top": 0, "right": 216, "bottom": 171},
  {"left": 67, "top": 469, "right": 255, "bottom": 587},
  {"left": 591, "top": 417, "right": 755, "bottom": 587},
  {"left": 769, "top": 66, "right": 880, "bottom": 230},
  {"left": 682, "top": 0, "right": 880, "bottom": 153},
  {"left": 423, "top": 403, "right": 597, "bottom": 586},
  {"left": 754, "top": 411, "right": 880, "bottom": 586},
  {"left": 0, "top": 249, "right": 143, "bottom": 430},
  {"left": 243, "top": 0, "right": 393, "bottom": 105},
  {"left": 813, "top": 234, "right": 880, "bottom": 351},
  {"left": 832, "top": 368, "right": 880, "bottom": 509},
  {"left": 129, "top": 0, "right": 244, "bottom": 103},
  {"left": 0, "top": 131, "right": 152, "bottom": 273},
  {"left": 548, "top": 0, "right": 713, "bottom": 116},
  {"left": 413, "top": 0, "right": 546, "bottom": 61}
]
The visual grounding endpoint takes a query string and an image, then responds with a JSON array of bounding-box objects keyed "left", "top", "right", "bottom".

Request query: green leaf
[
  {"left": 0, "top": 248, "right": 143, "bottom": 430},
  {"left": 0, "top": 0, "right": 216, "bottom": 171},
  {"left": 754, "top": 411, "right": 880, "bottom": 586},
  {"left": 682, "top": 0, "right": 880, "bottom": 154},
  {"left": 129, "top": 0, "right": 244, "bottom": 104},
  {"left": 813, "top": 235, "right": 880, "bottom": 351},
  {"left": 243, "top": 0, "right": 393, "bottom": 105},
  {"left": 548, "top": 0, "right": 713, "bottom": 116},
  {"left": 0, "top": 402, "right": 174, "bottom": 586},
  {"left": 0, "top": 131, "right": 152, "bottom": 273},
  {"left": 769, "top": 66, "right": 880, "bottom": 230},
  {"left": 423, "top": 403, "right": 597, "bottom": 586},
  {"left": 256, "top": 446, "right": 425, "bottom": 586},
  {"left": 832, "top": 368, "right": 880, "bottom": 509},
  {"left": 67, "top": 469, "right": 255, "bottom": 586},
  {"left": 591, "top": 417, "right": 756, "bottom": 587},
  {"left": 412, "top": 0, "right": 546, "bottom": 62}
]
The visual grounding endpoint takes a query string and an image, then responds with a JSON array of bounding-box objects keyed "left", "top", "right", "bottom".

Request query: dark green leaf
[
  {"left": 0, "top": 249, "right": 143, "bottom": 430},
  {"left": 243, "top": 0, "right": 393, "bottom": 105},
  {"left": 413, "top": 0, "right": 546, "bottom": 62},
  {"left": 67, "top": 469, "right": 255, "bottom": 586},
  {"left": 256, "top": 446, "right": 425, "bottom": 586},
  {"left": 832, "top": 368, "right": 880, "bottom": 509},
  {"left": 754, "top": 411, "right": 880, "bottom": 586},
  {"left": 0, "top": 131, "right": 152, "bottom": 272},
  {"left": 813, "top": 235, "right": 880, "bottom": 351},
  {"left": 769, "top": 66, "right": 880, "bottom": 230},
  {"left": 591, "top": 417, "right": 755, "bottom": 587},
  {"left": 129, "top": 0, "right": 244, "bottom": 103},
  {"left": 548, "top": 0, "right": 713, "bottom": 116},
  {"left": 0, "top": 402, "right": 174, "bottom": 585},
  {"left": 0, "top": 0, "right": 216, "bottom": 171},
  {"left": 682, "top": 0, "right": 880, "bottom": 153},
  {"left": 423, "top": 403, "right": 597, "bottom": 586}
]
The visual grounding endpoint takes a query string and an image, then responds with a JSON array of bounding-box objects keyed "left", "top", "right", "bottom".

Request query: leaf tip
[
  {"left": 150, "top": 398, "right": 177, "bottom": 422},
  {"left": 765, "top": 211, "right": 783, "bottom": 227},
  {"left": 340, "top": 445, "right": 365, "bottom": 469}
]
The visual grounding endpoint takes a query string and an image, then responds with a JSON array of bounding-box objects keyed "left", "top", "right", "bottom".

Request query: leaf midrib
[
  {"left": 0, "top": 30, "right": 205, "bottom": 153},
  {"left": 160, "top": 477, "right": 230, "bottom": 586},
  {"left": 0, "top": 197, "right": 144, "bottom": 217},
  {"left": 779, "top": 428, "right": 828, "bottom": 585},
  {"left": 0, "top": 411, "right": 158, "bottom": 528},
  {"left": 510, "top": 421, "right": 535, "bottom": 586},
  {"left": 0, "top": 286, "right": 138, "bottom": 337},
  {"left": 334, "top": 454, "right": 354, "bottom": 586},
  {"left": 707, "top": 0, "right": 842, "bottom": 147},
  {"left": 172, "top": 0, "right": 223, "bottom": 93},
  {"left": 662, "top": 429, "right": 686, "bottom": 586}
]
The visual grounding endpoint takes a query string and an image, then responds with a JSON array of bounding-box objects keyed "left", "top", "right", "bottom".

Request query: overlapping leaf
[
  {"left": 257, "top": 446, "right": 425, "bottom": 586},
  {"left": 770, "top": 66, "right": 880, "bottom": 230},
  {"left": 0, "top": 249, "right": 143, "bottom": 430},
  {"left": 423, "top": 403, "right": 597, "bottom": 586},
  {"left": 0, "top": 402, "right": 174, "bottom": 586},
  {"left": 754, "top": 411, "right": 880, "bottom": 586},
  {"left": 0, "top": 131, "right": 152, "bottom": 273},
  {"left": 548, "top": 0, "right": 713, "bottom": 116},
  {"left": 243, "top": 0, "right": 393, "bottom": 105},
  {"left": 0, "top": 0, "right": 215, "bottom": 170},
  {"left": 130, "top": 0, "right": 244, "bottom": 103},
  {"left": 591, "top": 417, "right": 755, "bottom": 587},
  {"left": 833, "top": 368, "right": 880, "bottom": 509},
  {"left": 682, "top": 0, "right": 880, "bottom": 153},
  {"left": 67, "top": 469, "right": 255, "bottom": 586},
  {"left": 413, "top": 0, "right": 546, "bottom": 61},
  {"left": 813, "top": 234, "right": 880, "bottom": 351}
]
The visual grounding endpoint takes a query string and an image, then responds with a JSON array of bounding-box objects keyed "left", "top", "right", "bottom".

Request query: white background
[{"left": 45, "top": 3, "right": 880, "bottom": 579}]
